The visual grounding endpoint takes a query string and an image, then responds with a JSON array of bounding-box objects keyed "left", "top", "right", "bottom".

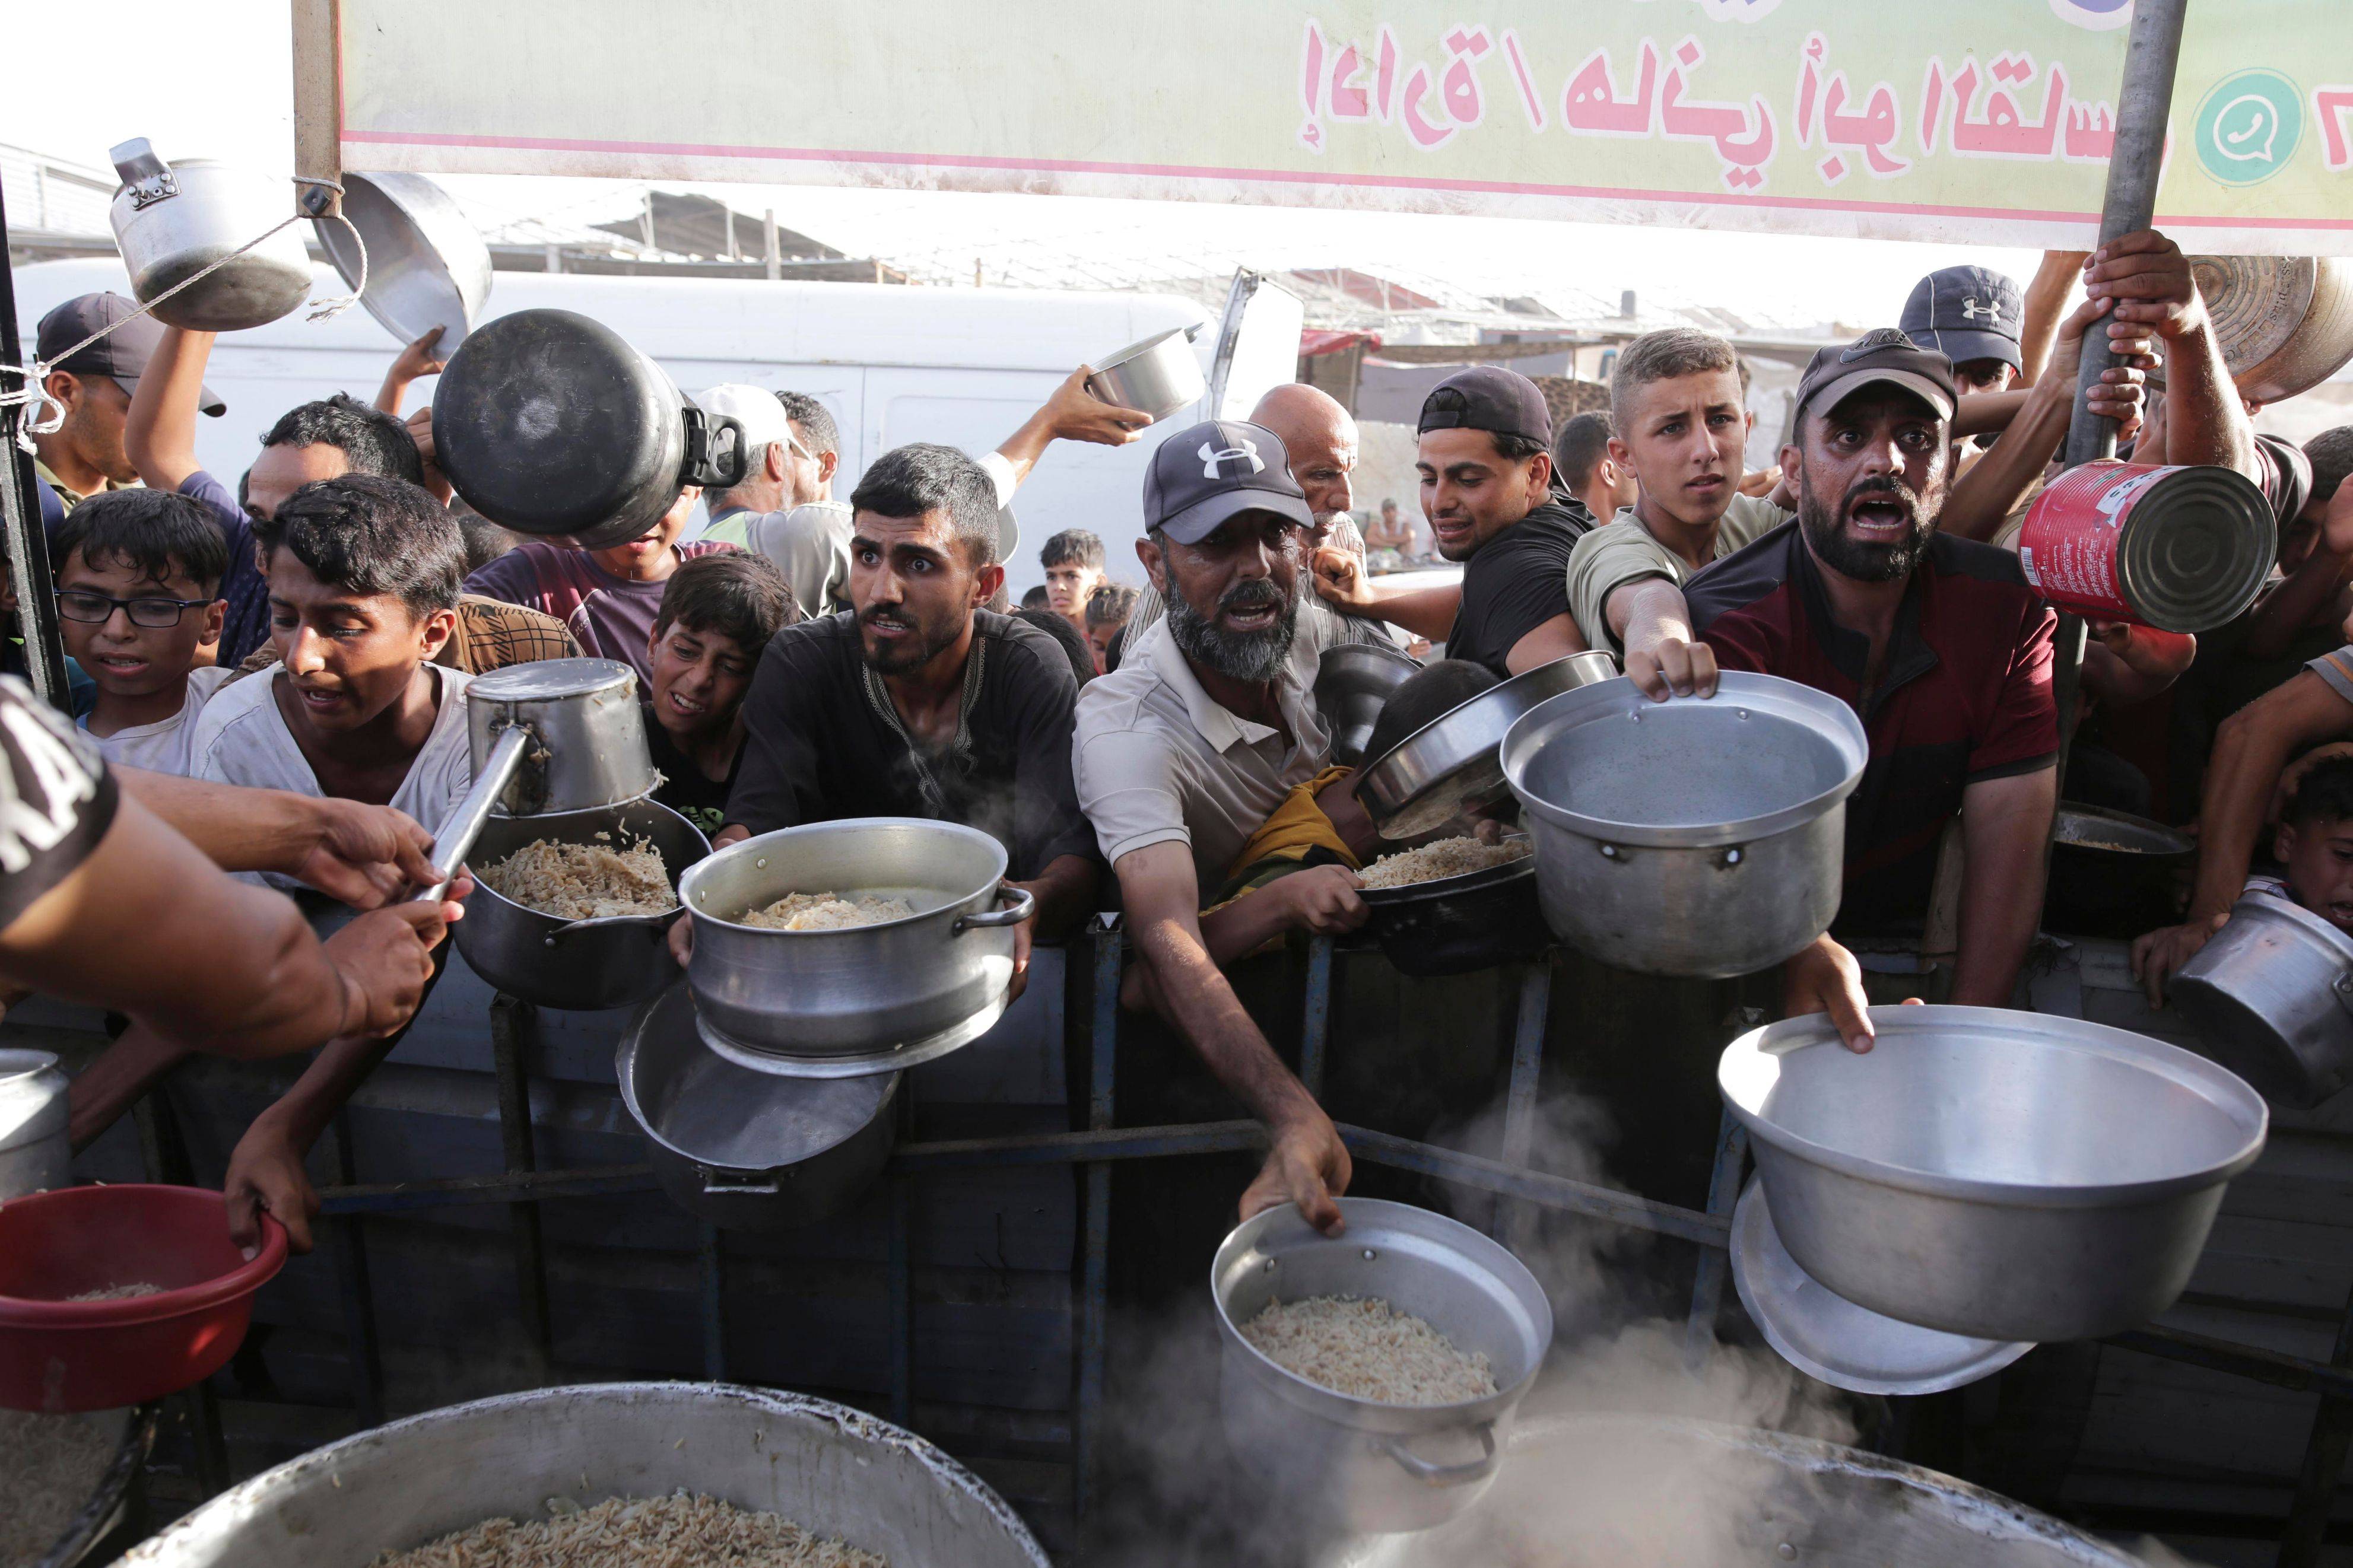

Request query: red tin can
[{"left": 2015, "top": 460, "right": 2274, "bottom": 632}]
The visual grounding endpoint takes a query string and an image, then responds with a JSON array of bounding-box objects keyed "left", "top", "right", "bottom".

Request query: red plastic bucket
[
  {"left": 2015, "top": 460, "right": 2274, "bottom": 632},
  {"left": 0, "top": 1184, "right": 286, "bottom": 1412}
]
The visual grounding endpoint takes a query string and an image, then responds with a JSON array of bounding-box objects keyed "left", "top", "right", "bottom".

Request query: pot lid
[
  {"left": 624, "top": 986, "right": 896, "bottom": 1171},
  {"left": 1731, "top": 1181, "right": 2033, "bottom": 1396}
]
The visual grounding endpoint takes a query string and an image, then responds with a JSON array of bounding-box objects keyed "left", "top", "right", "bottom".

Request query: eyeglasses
[{"left": 56, "top": 589, "right": 213, "bottom": 629}]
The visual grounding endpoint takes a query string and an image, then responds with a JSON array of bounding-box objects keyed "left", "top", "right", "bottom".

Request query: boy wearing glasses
[{"left": 55, "top": 489, "right": 233, "bottom": 772}]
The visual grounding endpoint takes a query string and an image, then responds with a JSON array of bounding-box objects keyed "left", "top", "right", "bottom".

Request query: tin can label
[{"left": 2015, "top": 462, "right": 2175, "bottom": 622}]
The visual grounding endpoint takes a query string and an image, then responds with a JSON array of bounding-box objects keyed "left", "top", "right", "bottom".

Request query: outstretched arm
[{"left": 123, "top": 326, "right": 216, "bottom": 492}]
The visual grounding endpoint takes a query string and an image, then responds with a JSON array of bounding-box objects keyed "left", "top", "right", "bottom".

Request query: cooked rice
[
  {"left": 64, "top": 1283, "right": 164, "bottom": 1302},
  {"left": 1358, "top": 835, "right": 1531, "bottom": 889},
  {"left": 369, "top": 1491, "right": 887, "bottom": 1567},
  {"left": 480, "top": 832, "right": 677, "bottom": 920},
  {"left": 739, "top": 892, "right": 916, "bottom": 931},
  {"left": 1240, "top": 1294, "right": 1497, "bottom": 1405},
  {"left": 0, "top": 1408, "right": 121, "bottom": 1567}
]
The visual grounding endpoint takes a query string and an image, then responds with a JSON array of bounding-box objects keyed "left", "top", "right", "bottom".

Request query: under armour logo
[
  {"left": 1199, "top": 438, "right": 1265, "bottom": 480},
  {"left": 1960, "top": 296, "right": 2002, "bottom": 323}
]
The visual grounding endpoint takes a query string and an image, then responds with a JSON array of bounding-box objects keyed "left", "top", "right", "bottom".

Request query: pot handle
[
  {"left": 1381, "top": 1421, "right": 1499, "bottom": 1489},
  {"left": 699, "top": 1165, "right": 784, "bottom": 1195},
  {"left": 954, "top": 883, "right": 1036, "bottom": 933},
  {"left": 109, "top": 138, "right": 180, "bottom": 209},
  {"left": 681, "top": 408, "right": 751, "bottom": 490}
]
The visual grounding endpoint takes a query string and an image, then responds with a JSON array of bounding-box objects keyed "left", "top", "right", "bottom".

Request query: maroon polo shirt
[{"left": 1685, "top": 520, "right": 2058, "bottom": 935}]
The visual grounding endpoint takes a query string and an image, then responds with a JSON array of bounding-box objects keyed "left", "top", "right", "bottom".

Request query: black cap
[
  {"left": 37, "top": 294, "right": 225, "bottom": 416},
  {"left": 1143, "top": 419, "right": 1315, "bottom": 545},
  {"left": 1418, "top": 365, "right": 1551, "bottom": 445},
  {"left": 1898, "top": 266, "right": 2024, "bottom": 371},
  {"left": 1793, "top": 329, "right": 1957, "bottom": 424}
]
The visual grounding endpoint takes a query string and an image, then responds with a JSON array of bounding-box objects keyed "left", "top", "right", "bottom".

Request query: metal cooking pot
[
  {"left": 2174, "top": 254, "right": 2353, "bottom": 404},
  {"left": 1086, "top": 324, "right": 1206, "bottom": 421},
  {"left": 468, "top": 659, "right": 659, "bottom": 818},
  {"left": 1357, "top": 845, "right": 1546, "bottom": 978},
  {"left": 1358, "top": 653, "right": 1618, "bottom": 840},
  {"left": 107, "top": 139, "right": 312, "bottom": 332},
  {"left": 618, "top": 984, "right": 897, "bottom": 1231},
  {"left": 1328, "top": 1414, "right": 2145, "bottom": 1567},
  {"left": 2173, "top": 890, "right": 2353, "bottom": 1106},
  {"left": 1503, "top": 673, "right": 1868, "bottom": 979},
  {"left": 1719, "top": 1006, "right": 2268, "bottom": 1343},
  {"left": 433, "top": 309, "right": 750, "bottom": 549},
  {"left": 0, "top": 1048, "right": 69, "bottom": 1201},
  {"left": 315, "top": 171, "right": 492, "bottom": 354},
  {"left": 456, "top": 800, "right": 709, "bottom": 1011},
  {"left": 110, "top": 1382, "right": 1049, "bottom": 1568},
  {"left": 1213, "top": 1197, "right": 1552, "bottom": 1537},
  {"left": 680, "top": 819, "right": 1031, "bottom": 1075},
  {"left": 1316, "top": 643, "right": 1422, "bottom": 768},
  {"left": 2046, "top": 802, "right": 2193, "bottom": 939},
  {"left": 34, "top": 1403, "right": 158, "bottom": 1568}
]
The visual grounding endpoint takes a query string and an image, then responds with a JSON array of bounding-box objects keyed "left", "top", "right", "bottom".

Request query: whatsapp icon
[{"left": 2195, "top": 69, "right": 2303, "bottom": 186}]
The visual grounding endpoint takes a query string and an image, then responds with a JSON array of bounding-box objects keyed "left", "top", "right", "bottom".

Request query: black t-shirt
[
  {"left": 727, "top": 610, "right": 1097, "bottom": 879},
  {"left": 643, "top": 708, "right": 738, "bottom": 841},
  {"left": 0, "top": 677, "right": 118, "bottom": 930},
  {"left": 1445, "top": 498, "right": 1593, "bottom": 678}
]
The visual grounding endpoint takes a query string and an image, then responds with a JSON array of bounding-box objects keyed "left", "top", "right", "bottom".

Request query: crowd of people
[{"left": 8, "top": 220, "right": 2351, "bottom": 1243}]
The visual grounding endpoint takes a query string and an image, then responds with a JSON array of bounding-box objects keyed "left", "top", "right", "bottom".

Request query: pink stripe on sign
[{"left": 337, "top": 129, "right": 2353, "bottom": 230}]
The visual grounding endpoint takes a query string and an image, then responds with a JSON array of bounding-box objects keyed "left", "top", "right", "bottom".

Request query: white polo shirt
[{"left": 1072, "top": 616, "right": 1331, "bottom": 894}]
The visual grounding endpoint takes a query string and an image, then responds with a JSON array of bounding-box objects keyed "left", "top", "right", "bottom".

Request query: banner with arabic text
[{"left": 331, "top": 0, "right": 2353, "bottom": 254}]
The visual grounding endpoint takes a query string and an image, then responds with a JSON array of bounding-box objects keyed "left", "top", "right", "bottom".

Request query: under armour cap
[
  {"left": 1898, "top": 266, "right": 2025, "bottom": 371},
  {"left": 1417, "top": 365, "right": 1551, "bottom": 445},
  {"left": 1143, "top": 419, "right": 1315, "bottom": 545},
  {"left": 694, "top": 384, "right": 794, "bottom": 453},
  {"left": 37, "top": 293, "right": 224, "bottom": 416},
  {"left": 1793, "top": 329, "right": 1957, "bottom": 425}
]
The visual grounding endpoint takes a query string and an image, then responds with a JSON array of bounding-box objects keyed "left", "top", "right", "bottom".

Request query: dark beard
[
  {"left": 1164, "top": 578, "right": 1298, "bottom": 683},
  {"left": 859, "top": 608, "right": 961, "bottom": 674},
  {"left": 1799, "top": 472, "right": 1933, "bottom": 584}
]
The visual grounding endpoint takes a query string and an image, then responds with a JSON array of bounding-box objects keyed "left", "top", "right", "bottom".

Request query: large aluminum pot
[
  {"left": 1719, "top": 1006, "right": 2268, "bottom": 1343},
  {"left": 23, "top": 1404, "right": 157, "bottom": 1568},
  {"left": 2181, "top": 254, "right": 2353, "bottom": 404},
  {"left": 107, "top": 139, "right": 312, "bottom": 332},
  {"left": 680, "top": 818, "right": 1030, "bottom": 1072},
  {"left": 1357, "top": 652, "right": 1618, "bottom": 839},
  {"left": 434, "top": 308, "right": 750, "bottom": 549},
  {"left": 315, "top": 171, "right": 492, "bottom": 354},
  {"left": 2172, "top": 890, "right": 2353, "bottom": 1107},
  {"left": 112, "top": 1382, "right": 1049, "bottom": 1568},
  {"left": 1355, "top": 843, "right": 1545, "bottom": 977},
  {"left": 1316, "top": 642, "right": 1422, "bottom": 768},
  {"left": 1213, "top": 1197, "right": 1552, "bottom": 1537},
  {"left": 1502, "top": 672, "right": 1867, "bottom": 978},
  {"left": 1086, "top": 324, "right": 1205, "bottom": 421},
  {"left": 1329, "top": 1414, "right": 2144, "bottom": 1567},
  {"left": 0, "top": 1049, "right": 69, "bottom": 1201},
  {"left": 619, "top": 984, "right": 898, "bottom": 1231},
  {"left": 466, "top": 659, "right": 659, "bottom": 818},
  {"left": 456, "top": 800, "right": 709, "bottom": 1011}
]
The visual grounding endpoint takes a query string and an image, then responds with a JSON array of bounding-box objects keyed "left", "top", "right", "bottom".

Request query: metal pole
[
  {"left": 764, "top": 210, "right": 780, "bottom": 281},
  {"left": 490, "top": 996, "right": 554, "bottom": 1370},
  {"left": 2063, "top": 0, "right": 2190, "bottom": 469},
  {"left": 1074, "top": 923, "right": 1123, "bottom": 1524},
  {"left": 1682, "top": 1111, "right": 1750, "bottom": 1370},
  {"left": 2277, "top": 1275, "right": 2353, "bottom": 1567},
  {"left": 1298, "top": 936, "right": 1333, "bottom": 1101},
  {"left": 0, "top": 172, "right": 70, "bottom": 711},
  {"left": 1494, "top": 960, "right": 1552, "bottom": 1254},
  {"left": 698, "top": 1222, "right": 729, "bottom": 1382}
]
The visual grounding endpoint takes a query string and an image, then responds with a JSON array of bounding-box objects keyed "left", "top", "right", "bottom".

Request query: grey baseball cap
[
  {"left": 1794, "top": 329, "right": 1958, "bottom": 424},
  {"left": 37, "top": 293, "right": 225, "bottom": 415},
  {"left": 1143, "top": 419, "right": 1314, "bottom": 545}
]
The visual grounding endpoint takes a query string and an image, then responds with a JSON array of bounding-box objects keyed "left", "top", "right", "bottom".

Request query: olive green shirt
[{"left": 1564, "top": 494, "right": 1789, "bottom": 656}]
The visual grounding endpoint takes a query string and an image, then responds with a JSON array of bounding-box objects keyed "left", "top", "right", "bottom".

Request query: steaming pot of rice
[
  {"left": 679, "top": 819, "right": 1033, "bottom": 1070},
  {"left": 1355, "top": 837, "right": 1547, "bottom": 977},
  {"left": 455, "top": 799, "right": 711, "bottom": 1012},
  {"left": 110, "top": 1382, "right": 1049, "bottom": 1568},
  {"left": 1213, "top": 1197, "right": 1552, "bottom": 1537}
]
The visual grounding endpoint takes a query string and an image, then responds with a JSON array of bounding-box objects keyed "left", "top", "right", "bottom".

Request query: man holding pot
[
  {"left": 671, "top": 443, "right": 1100, "bottom": 982},
  {"left": 1621, "top": 330, "right": 2060, "bottom": 1029}
]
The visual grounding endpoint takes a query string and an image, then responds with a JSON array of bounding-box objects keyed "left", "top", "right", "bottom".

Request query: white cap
[{"left": 695, "top": 384, "right": 793, "bottom": 451}]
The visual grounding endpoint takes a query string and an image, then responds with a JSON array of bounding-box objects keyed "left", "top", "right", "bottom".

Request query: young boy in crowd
[
  {"left": 643, "top": 552, "right": 795, "bottom": 838},
  {"left": 2247, "top": 755, "right": 2353, "bottom": 932},
  {"left": 54, "top": 489, "right": 232, "bottom": 772},
  {"left": 1085, "top": 582, "right": 1139, "bottom": 673}
]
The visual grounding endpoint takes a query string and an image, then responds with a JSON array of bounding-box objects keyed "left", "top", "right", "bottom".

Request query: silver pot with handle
[
  {"left": 456, "top": 799, "right": 709, "bottom": 1011},
  {"left": 1501, "top": 672, "right": 1868, "bottom": 978},
  {"left": 2172, "top": 890, "right": 2353, "bottom": 1107},
  {"left": 618, "top": 984, "right": 898, "bottom": 1231},
  {"left": 315, "top": 171, "right": 493, "bottom": 354},
  {"left": 678, "top": 819, "right": 1030, "bottom": 1076},
  {"left": 1213, "top": 1197, "right": 1552, "bottom": 1537},
  {"left": 1356, "top": 652, "right": 1618, "bottom": 840},
  {"left": 107, "top": 139, "right": 313, "bottom": 332},
  {"left": 1086, "top": 325, "right": 1206, "bottom": 421},
  {"left": 0, "top": 1048, "right": 71, "bottom": 1201}
]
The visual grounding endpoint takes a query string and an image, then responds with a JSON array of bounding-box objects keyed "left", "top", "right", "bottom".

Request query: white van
[{"left": 11, "top": 258, "right": 1304, "bottom": 596}]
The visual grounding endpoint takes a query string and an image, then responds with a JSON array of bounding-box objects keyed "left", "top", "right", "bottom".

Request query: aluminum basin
[
  {"left": 2173, "top": 889, "right": 2353, "bottom": 1107},
  {"left": 1719, "top": 1006, "right": 2268, "bottom": 1342},
  {"left": 1330, "top": 1414, "right": 2144, "bottom": 1567},
  {"left": 114, "top": 1382, "right": 1047, "bottom": 1568},
  {"left": 679, "top": 818, "right": 1020, "bottom": 1063}
]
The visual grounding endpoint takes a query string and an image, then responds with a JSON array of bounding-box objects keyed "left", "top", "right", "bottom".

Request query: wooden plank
[{"left": 289, "top": 0, "right": 344, "bottom": 217}]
